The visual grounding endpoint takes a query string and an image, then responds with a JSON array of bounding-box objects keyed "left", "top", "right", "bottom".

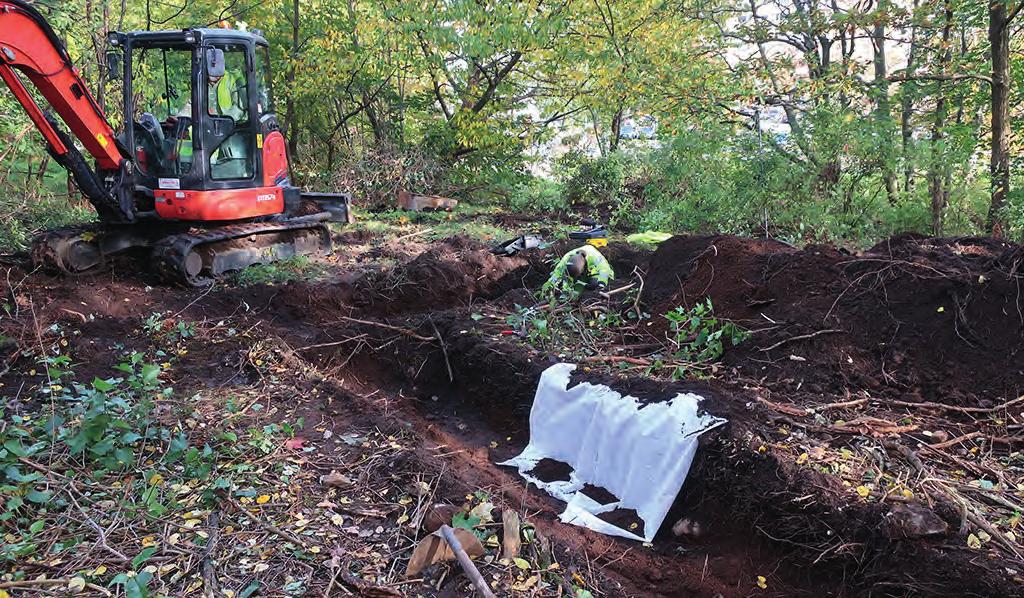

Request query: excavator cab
[{"left": 109, "top": 28, "right": 290, "bottom": 220}]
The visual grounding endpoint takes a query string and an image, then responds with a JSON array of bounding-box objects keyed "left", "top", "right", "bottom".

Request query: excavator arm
[{"left": 0, "top": 0, "right": 133, "bottom": 222}]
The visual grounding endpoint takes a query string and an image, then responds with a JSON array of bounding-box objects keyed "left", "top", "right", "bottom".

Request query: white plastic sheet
[{"left": 501, "top": 363, "right": 726, "bottom": 542}]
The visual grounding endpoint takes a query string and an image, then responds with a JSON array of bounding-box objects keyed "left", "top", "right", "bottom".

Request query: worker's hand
[{"left": 583, "top": 277, "right": 606, "bottom": 291}]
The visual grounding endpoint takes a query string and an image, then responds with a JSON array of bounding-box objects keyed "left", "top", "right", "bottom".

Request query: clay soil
[{"left": 2, "top": 226, "right": 1022, "bottom": 597}]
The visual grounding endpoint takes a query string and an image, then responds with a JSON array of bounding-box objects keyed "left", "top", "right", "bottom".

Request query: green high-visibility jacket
[{"left": 546, "top": 245, "right": 614, "bottom": 291}]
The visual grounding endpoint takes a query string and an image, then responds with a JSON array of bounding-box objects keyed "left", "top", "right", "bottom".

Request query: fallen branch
[
  {"left": 580, "top": 355, "right": 651, "bottom": 366},
  {"left": 429, "top": 317, "right": 453, "bottom": 382},
  {"left": 439, "top": 525, "right": 496, "bottom": 598},
  {"left": 338, "top": 316, "right": 435, "bottom": 342},
  {"left": 598, "top": 282, "right": 636, "bottom": 299},
  {"left": 66, "top": 489, "right": 129, "bottom": 563},
  {"left": 202, "top": 511, "right": 221, "bottom": 598},
  {"left": 757, "top": 397, "right": 808, "bottom": 417},
  {"left": 0, "top": 578, "right": 112, "bottom": 595},
  {"left": 886, "top": 442, "right": 1023, "bottom": 560},
  {"left": 878, "top": 395, "right": 1024, "bottom": 415},
  {"left": 393, "top": 227, "right": 434, "bottom": 243},
  {"left": 760, "top": 329, "right": 841, "bottom": 352}
]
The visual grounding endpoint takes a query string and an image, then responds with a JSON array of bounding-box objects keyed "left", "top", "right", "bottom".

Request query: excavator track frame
[
  {"left": 32, "top": 215, "right": 334, "bottom": 286},
  {"left": 152, "top": 214, "right": 332, "bottom": 286}
]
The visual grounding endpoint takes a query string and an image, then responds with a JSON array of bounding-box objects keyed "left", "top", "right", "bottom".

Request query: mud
[{"left": 528, "top": 458, "right": 574, "bottom": 483}]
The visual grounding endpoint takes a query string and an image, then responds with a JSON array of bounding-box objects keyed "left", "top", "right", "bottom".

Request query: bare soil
[{"left": 2, "top": 229, "right": 1022, "bottom": 597}]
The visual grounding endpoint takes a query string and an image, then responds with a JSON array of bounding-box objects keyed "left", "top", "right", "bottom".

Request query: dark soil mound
[
  {"left": 353, "top": 236, "right": 531, "bottom": 316},
  {"left": 642, "top": 234, "right": 1024, "bottom": 406},
  {"left": 529, "top": 458, "right": 574, "bottom": 483}
]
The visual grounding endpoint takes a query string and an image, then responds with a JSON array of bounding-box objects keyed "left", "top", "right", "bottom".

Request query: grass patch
[
  {"left": 0, "top": 191, "right": 93, "bottom": 253},
  {"left": 233, "top": 256, "right": 322, "bottom": 286}
]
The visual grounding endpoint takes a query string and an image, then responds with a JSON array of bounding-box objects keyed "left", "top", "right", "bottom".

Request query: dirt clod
[{"left": 528, "top": 458, "right": 574, "bottom": 483}]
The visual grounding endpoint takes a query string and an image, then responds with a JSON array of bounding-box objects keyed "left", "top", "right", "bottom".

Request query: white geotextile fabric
[{"left": 501, "top": 363, "right": 726, "bottom": 542}]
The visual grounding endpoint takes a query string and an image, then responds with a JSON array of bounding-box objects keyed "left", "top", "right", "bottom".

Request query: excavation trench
[
  {"left": 273, "top": 234, "right": 1023, "bottom": 597},
  {"left": 284, "top": 320, "right": 1009, "bottom": 598}
]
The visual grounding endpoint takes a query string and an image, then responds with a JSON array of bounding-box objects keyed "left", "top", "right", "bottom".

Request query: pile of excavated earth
[{"left": 2, "top": 227, "right": 1022, "bottom": 596}]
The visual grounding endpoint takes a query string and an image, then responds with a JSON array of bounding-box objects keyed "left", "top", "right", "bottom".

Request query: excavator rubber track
[
  {"left": 151, "top": 213, "right": 333, "bottom": 286},
  {"left": 31, "top": 223, "right": 111, "bottom": 275}
]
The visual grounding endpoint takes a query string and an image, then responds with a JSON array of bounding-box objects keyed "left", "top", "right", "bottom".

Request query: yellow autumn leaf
[
  {"left": 967, "top": 533, "right": 982, "bottom": 549},
  {"left": 93, "top": 565, "right": 108, "bottom": 576},
  {"left": 148, "top": 473, "right": 163, "bottom": 486},
  {"left": 756, "top": 575, "right": 768, "bottom": 589},
  {"left": 512, "top": 557, "right": 531, "bottom": 570},
  {"left": 256, "top": 495, "right": 271, "bottom": 504},
  {"left": 796, "top": 452, "right": 809, "bottom": 465},
  {"left": 67, "top": 577, "right": 87, "bottom": 593},
  {"left": 855, "top": 486, "right": 871, "bottom": 498}
]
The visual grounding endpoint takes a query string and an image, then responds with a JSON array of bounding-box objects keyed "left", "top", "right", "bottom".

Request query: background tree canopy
[{"left": 1, "top": 0, "right": 1022, "bottom": 245}]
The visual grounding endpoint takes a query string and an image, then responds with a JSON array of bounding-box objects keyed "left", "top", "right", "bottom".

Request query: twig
[
  {"left": 294, "top": 334, "right": 369, "bottom": 351},
  {"left": 429, "top": 317, "right": 453, "bottom": 382},
  {"left": 813, "top": 398, "right": 869, "bottom": 412},
  {"left": 393, "top": 227, "right": 434, "bottom": 243},
  {"left": 202, "top": 510, "right": 221, "bottom": 598},
  {"left": 926, "top": 431, "right": 984, "bottom": 450},
  {"left": 66, "top": 490, "right": 130, "bottom": 563},
  {"left": 0, "top": 578, "right": 112, "bottom": 595},
  {"left": 598, "top": 282, "right": 636, "bottom": 299},
  {"left": 878, "top": 395, "right": 1024, "bottom": 415},
  {"left": 757, "top": 397, "right": 808, "bottom": 417},
  {"left": 221, "top": 492, "right": 306, "bottom": 547},
  {"left": 580, "top": 355, "right": 651, "bottom": 366},
  {"left": 338, "top": 316, "right": 435, "bottom": 342},
  {"left": 438, "top": 525, "right": 496, "bottom": 598},
  {"left": 760, "top": 329, "right": 841, "bottom": 352},
  {"left": 59, "top": 307, "right": 88, "bottom": 322}
]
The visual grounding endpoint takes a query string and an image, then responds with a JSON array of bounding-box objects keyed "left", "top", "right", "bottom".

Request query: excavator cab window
[
  {"left": 130, "top": 45, "right": 194, "bottom": 177},
  {"left": 206, "top": 44, "right": 253, "bottom": 181},
  {"left": 255, "top": 45, "right": 274, "bottom": 116}
]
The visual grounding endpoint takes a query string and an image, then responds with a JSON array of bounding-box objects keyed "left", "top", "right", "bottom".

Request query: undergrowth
[{"left": 234, "top": 256, "right": 323, "bottom": 286}]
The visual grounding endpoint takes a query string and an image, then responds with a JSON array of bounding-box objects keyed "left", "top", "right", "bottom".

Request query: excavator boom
[
  {"left": 0, "top": 0, "right": 133, "bottom": 222},
  {"left": 0, "top": 0, "right": 123, "bottom": 170}
]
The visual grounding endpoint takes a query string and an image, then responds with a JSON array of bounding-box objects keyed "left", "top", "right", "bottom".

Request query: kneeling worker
[{"left": 544, "top": 245, "right": 614, "bottom": 294}]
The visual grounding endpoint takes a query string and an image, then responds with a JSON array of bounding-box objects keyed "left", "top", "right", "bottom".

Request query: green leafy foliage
[{"left": 664, "top": 299, "right": 748, "bottom": 379}]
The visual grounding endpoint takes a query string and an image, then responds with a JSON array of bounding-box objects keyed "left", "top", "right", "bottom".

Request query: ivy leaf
[
  {"left": 132, "top": 546, "right": 158, "bottom": 569},
  {"left": 141, "top": 364, "right": 161, "bottom": 386},
  {"left": 92, "top": 377, "right": 116, "bottom": 392},
  {"left": 25, "top": 490, "right": 52, "bottom": 504}
]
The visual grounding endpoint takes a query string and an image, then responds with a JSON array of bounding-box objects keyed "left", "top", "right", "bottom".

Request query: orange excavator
[{"left": 0, "top": 0, "right": 352, "bottom": 285}]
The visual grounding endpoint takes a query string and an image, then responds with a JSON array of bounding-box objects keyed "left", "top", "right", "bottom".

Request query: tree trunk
[
  {"left": 900, "top": 0, "right": 920, "bottom": 194},
  {"left": 928, "top": 0, "right": 954, "bottom": 236},
  {"left": 986, "top": 1, "right": 1013, "bottom": 236},
  {"left": 285, "top": 0, "right": 301, "bottom": 176},
  {"left": 872, "top": 0, "right": 897, "bottom": 204},
  {"left": 609, "top": 103, "right": 624, "bottom": 153}
]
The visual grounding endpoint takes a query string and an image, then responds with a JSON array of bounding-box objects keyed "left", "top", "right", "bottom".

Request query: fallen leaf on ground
[
  {"left": 405, "top": 527, "right": 485, "bottom": 577},
  {"left": 502, "top": 509, "right": 522, "bottom": 559},
  {"left": 322, "top": 471, "right": 354, "bottom": 488}
]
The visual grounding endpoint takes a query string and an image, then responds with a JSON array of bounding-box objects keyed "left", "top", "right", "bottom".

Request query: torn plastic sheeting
[{"left": 500, "top": 363, "right": 726, "bottom": 542}]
